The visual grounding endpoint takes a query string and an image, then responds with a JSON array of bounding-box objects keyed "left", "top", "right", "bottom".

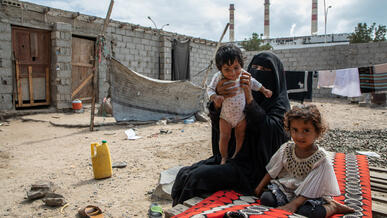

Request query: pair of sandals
[
  {"left": 78, "top": 203, "right": 162, "bottom": 218},
  {"left": 78, "top": 205, "right": 104, "bottom": 218}
]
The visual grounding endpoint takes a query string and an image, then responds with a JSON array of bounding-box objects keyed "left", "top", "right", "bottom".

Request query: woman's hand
[
  {"left": 211, "top": 95, "right": 224, "bottom": 109},
  {"left": 240, "top": 70, "right": 253, "bottom": 104},
  {"left": 215, "top": 79, "right": 238, "bottom": 106}
]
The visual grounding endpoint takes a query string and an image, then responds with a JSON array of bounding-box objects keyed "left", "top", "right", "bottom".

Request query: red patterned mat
[{"left": 173, "top": 154, "right": 371, "bottom": 218}]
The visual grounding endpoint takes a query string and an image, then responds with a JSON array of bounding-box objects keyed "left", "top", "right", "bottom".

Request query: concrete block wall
[
  {"left": 0, "top": 22, "right": 13, "bottom": 110},
  {"left": 108, "top": 27, "right": 160, "bottom": 79},
  {"left": 190, "top": 42, "right": 217, "bottom": 86},
  {"left": 51, "top": 22, "right": 72, "bottom": 109},
  {"left": 274, "top": 42, "right": 387, "bottom": 71}
]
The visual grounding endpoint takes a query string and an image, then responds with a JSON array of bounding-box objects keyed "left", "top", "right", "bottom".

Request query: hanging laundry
[
  {"left": 286, "top": 71, "right": 313, "bottom": 102},
  {"left": 317, "top": 70, "right": 336, "bottom": 88},
  {"left": 373, "top": 63, "right": 387, "bottom": 93},
  {"left": 358, "top": 66, "right": 374, "bottom": 93},
  {"left": 359, "top": 63, "right": 387, "bottom": 93},
  {"left": 332, "top": 68, "right": 361, "bottom": 97}
]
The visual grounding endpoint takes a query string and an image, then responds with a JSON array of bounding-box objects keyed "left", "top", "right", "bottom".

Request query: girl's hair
[
  {"left": 215, "top": 43, "right": 244, "bottom": 71},
  {"left": 284, "top": 104, "right": 327, "bottom": 138}
]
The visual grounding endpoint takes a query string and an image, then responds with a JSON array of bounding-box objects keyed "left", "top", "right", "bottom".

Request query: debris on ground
[
  {"left": 317, "top": 129, "right": 387, "bottom": 168},
  {"left": 112, "top": 161, "right": 127, "bottom": 168}
]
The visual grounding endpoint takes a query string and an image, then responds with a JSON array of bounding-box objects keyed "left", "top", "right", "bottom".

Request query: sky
[{"left": 25, "top": 0, "right": 387, "bottom": 41}]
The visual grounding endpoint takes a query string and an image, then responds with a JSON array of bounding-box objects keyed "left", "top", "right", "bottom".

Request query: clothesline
[{"left": 317, "top": 63, "right": 387, "bottom": 97}]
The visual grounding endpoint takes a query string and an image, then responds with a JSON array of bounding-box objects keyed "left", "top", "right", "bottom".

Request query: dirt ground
[{"left": 0, "top": 100, "right": 386, "bottom": 217}]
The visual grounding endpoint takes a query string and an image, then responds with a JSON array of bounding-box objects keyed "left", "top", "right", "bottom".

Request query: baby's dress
[
  {"left": 266, "top": 142, "right": 341, "bottom": 201},
  {"left": 207, "top": 71, "right": 262, "bottom": 127}
]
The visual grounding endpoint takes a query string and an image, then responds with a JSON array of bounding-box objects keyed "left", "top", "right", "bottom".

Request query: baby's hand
[
  {"left": 263, "top": 89, "right": 272, "bottom": 98},
  {"left": 213, "top": 95, "right": 224, "bottom": 108}
]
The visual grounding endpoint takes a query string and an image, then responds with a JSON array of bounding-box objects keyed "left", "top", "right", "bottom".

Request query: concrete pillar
[
  {"left": 159, "top": 35, "right": 172, "bottom": 80},
  {"left": 0, "top": 23, "right": 13, "bottom": 110},
  {"left": 51, "top": 22, "right": 72, "bottom": 109}
]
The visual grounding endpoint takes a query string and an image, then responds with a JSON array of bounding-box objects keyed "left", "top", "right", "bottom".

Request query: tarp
[
  {"left": 172, "top": 39, "right": 190, "bottom": 80},
  {"left": 110, "top": 58, "right": 203, "bottom": 122}
]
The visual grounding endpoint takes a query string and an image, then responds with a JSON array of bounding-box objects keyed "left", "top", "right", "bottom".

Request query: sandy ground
[{"left": 0, "top": 100, "right": 386, "bottom": 217}]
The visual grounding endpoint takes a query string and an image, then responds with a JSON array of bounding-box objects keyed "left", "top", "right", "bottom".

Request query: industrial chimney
[
  {"left": 264, "top": 0, "right": 270, "bottom": 39},
  {"left": 229, "top": 4, "right": 235, "bottom": 42},
  {"left": 311, "top": 0, "right": 318, "bottom": 35}
]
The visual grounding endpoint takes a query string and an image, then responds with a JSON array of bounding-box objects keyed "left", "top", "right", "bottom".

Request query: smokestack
[
  {"left": 229, "top": 4, "right": 235, "bottom": 42},
  {"left": 264, "top": 0, "right": 270, "bottom": 39},
  {"left": 311, "top": 0, "right": 318, "bottom": 35}
]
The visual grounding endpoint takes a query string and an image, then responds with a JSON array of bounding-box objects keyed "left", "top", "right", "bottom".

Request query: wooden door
[
  {"left": 71, "top": 37, "right": 95, "bottom": 102},
  {"left": 12, "top": 26, "right": 50, "bottom": 107}
]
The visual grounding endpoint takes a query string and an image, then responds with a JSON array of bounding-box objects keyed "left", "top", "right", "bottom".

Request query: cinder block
[
  {"left": 112, "top": 34, "right": 123, "bottom": 41},
  {"left": 125, "top": 29, "right": 136, "bottom": 37},
  {"left": 53, "top": 40, "right": 71, "bottom": 48},
  {"left": 115, "top": 28, "right": 125, "bottom": 35},
  {"left": 51, "top": 31, "right": 60, "bottom": 40},
  {"left": 0, "top": 94, "right": 13, "bottom": 110},
  {"left": 54, "top": 22, "right": 72, "bottom": 32},
  {"left": 0, "top": 32, "right": 11, "bottom": 41},
  {"left": 0, "top": 23, "right": 11, "bottom": 33},
  {"left": 0, "top": 83, "right": 12, "bottom": 94}
]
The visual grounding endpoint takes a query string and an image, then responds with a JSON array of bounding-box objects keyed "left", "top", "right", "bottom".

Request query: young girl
[
  {"left": 208, "top": 44, "right": 272, "bottom": 165},
  {"left": 254, "top": 104, "right": 355, "bottom": 218}
]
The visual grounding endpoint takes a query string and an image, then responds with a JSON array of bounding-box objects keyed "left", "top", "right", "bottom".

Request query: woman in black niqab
[{"left": 171, "top": 52, "right": 290, "bottom": 206}]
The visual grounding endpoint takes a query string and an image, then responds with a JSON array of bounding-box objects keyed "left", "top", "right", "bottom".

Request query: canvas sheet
[{"left": 110, "top": 58, "right": 203, "bottom": 122}]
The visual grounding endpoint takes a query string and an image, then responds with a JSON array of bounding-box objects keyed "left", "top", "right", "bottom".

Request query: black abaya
[{"left": 172, "top": 52, "right": 290, "bottom": 206}]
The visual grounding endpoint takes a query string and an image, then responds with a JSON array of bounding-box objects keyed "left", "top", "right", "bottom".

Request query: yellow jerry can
[{"left": 91, "top": 140, "right": 112, "bottom": 179}]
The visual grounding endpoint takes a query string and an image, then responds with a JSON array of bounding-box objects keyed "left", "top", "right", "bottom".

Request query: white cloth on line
[
  {"left": 318, "top": 70, "right": 336, "bottom": 88},
  {"left": 332, "top": 68, "right": 361, "bottom": 97}
]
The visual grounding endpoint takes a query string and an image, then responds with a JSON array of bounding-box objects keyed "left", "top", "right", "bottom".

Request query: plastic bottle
[{"left": 91, "top": 140, "right": 112, "bottom": 179}]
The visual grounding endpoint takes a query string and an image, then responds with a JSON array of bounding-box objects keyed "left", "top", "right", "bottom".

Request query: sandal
[
  {"left": 148, "top": 203, "right": 163, "bottom": 218},
  {"left": 78, "top": 205, "right": 104, "bottom": 218}
]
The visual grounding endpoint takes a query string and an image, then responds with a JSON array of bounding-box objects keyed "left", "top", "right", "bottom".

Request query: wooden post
[
  {"left": 15, "top": 60, "right": 22, "bottom": 107},
  {"left": 28, "top": 66, "right": 34, "bottom": 104},
  {"left": 90, "top": 0, "right": 114, "bottom": 131},
  {"left": 45, "top": 67, "right": 50, "bottom": 104},
  {"left": 201, "top": 23, "right": 230, "bottom": 88}
]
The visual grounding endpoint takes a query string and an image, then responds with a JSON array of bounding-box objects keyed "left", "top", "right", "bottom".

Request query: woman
[{"left": 172, "top": 52, "right": 290, "bottom": 206}]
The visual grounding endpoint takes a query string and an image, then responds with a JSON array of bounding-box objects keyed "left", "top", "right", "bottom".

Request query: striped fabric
[{"left": 359, "top": 63, "right": 387, "bottom": 93}]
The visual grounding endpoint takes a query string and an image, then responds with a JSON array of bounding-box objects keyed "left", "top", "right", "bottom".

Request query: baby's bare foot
[{"left": 220, "top": 157, "right": 227, "bottom": 165}]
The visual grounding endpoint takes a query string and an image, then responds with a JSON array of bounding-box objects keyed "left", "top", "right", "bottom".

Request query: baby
[{"left": 208, "top": 44, "right": 272, "bottom": 165}]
